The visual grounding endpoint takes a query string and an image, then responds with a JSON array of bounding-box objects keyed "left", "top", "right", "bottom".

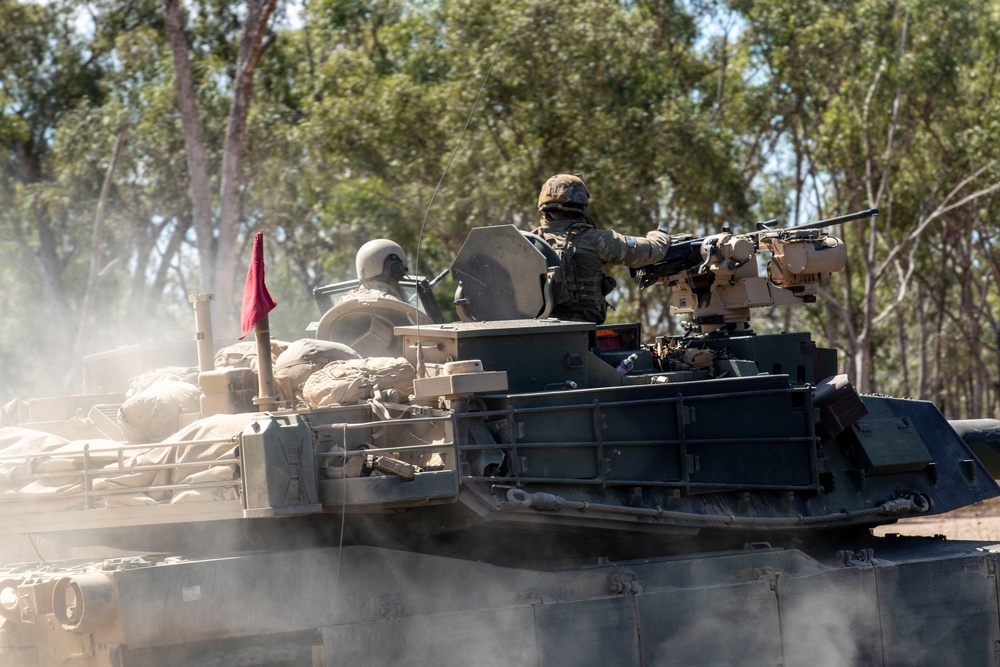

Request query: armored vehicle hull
[
  {"left": 4, "top": 537, "right": 1000, "bottom": 666},
  {"left": 2, "top": 223, "right": 1000, "bottom": 665}
]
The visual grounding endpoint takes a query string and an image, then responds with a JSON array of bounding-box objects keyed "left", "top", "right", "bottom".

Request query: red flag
[{"left": 239, "top": 231, "right": 277, "bottom": 339}]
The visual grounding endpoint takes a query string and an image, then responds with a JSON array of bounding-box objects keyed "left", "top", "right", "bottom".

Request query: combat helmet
[
  {"left": 356, "top": 239, "right": 407, "bottom": 282},
  {"left": 537, "top": 174, "right": 590, "bottom": 213}
]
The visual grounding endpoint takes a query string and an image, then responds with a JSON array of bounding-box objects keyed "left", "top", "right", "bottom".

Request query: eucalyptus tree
[
  {"left": 0, "top": 0, "right": 118, "bottom": 396},
  {"left": 0, "top": 0, "right": 270, "bottom": 397},
  {"left": 730, "top": 0, "right": 1000, "bottom": 415},
  {"left": 249, "top": 0, "right": 750, "bottom": 334},
  {"left": 0, "top": 0, "right": 106, "bottom": 339},
  {"left": 162, "top": 0, "right": 282, "bottom": 333}
]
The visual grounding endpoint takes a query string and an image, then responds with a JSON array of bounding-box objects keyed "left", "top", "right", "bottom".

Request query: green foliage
[
  {"left": 251, "top": 0, "right": 751, "bottom": 318},
  {"left": 729, "top": 0, "right": 1000, "bottom": 412},
  {"left": 1, "top": 0, "right": 999, "bottom": 417}
]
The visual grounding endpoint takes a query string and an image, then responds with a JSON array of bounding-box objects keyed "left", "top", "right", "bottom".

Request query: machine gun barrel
[
  {"left": 754, "top": 207, "right": 879, "bottom": 233},
  {"left": 632, "top": 208, "right": 878, "bottom": 289}
]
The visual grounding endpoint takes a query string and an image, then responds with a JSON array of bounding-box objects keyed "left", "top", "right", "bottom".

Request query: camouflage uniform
[
  {"left": 532, "top": 172, "right": 669, "bottom": 323},
  {"left": 533, "top": 218, "right": 670, "bottom": 324}
]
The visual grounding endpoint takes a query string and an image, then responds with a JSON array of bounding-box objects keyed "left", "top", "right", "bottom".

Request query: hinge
[
  {"left": 752, "top": 567, "right": 782, "bottom": 591},
  {"left": 836, "top": 548, "right": 877, "bottom": 567},
  {"left": 609, "top": 572, "right": 644, "bottom": 596}
]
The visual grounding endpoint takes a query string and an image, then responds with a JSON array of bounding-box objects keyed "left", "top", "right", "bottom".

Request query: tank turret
[{"left": 2, "top": 215, "right": 1000, "bottom": 666}]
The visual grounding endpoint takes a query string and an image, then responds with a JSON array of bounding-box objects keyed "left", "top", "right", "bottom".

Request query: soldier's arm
[{"left": 593, "top": 229, "right": 671, "bottom": 267}]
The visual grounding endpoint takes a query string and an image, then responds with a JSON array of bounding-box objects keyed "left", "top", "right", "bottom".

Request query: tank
[{"left": 2, "top": 214, "right": 1000, "bottom": 666}]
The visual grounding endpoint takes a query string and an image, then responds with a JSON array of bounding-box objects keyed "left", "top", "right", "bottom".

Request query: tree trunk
[
  {"left": 74, "top": 125, "right": 127, "bottom": 361},
  {"left": 162, "top": 0, "right": 215, "bottom": 294},
  {"left": 895, "top": 306, "right": 910, "bottom": 397},
  {"left": 31, "top": 202, "right": 74, "bottom": 333},
  {"left": 214, "top": 0, "right": 279, "bottom": 335},
  {"left": 916, "top": 281, "right": 929, "bottom": 399},
  {"left": 16, "top": 140, "right": 76, "bottom": 359}
]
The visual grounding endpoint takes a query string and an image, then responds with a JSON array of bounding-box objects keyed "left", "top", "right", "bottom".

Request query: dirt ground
[{"left": 872, "top": 496, "right": 1000, "bottom": 542}]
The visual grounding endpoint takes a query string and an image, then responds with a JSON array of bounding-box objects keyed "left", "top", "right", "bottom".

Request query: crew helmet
[
  {"left": 537, "top": 173, "right": 590, "bottom": 213},
  {"left": 356, "top": 239, "right": 407, "bottom": 282}
]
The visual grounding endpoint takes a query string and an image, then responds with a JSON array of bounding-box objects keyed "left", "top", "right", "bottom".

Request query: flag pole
[
  {"left": 240, "top": 231, "right": 280, "bottom": 412},
  {"left": 252, "top": 314, "right": 279, "bottom": 412}
]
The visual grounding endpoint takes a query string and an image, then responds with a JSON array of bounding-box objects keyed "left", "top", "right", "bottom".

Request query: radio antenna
[{"left": 413, "top": 29, "right": 508, "bottom": 377}]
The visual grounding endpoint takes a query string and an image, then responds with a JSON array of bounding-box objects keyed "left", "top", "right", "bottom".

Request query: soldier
[
  {"left": 532, "top": 174, "right": 671, "bottom": 324},
  {"left": 343, "top": 239, "right": 410, "bottom": 302}
]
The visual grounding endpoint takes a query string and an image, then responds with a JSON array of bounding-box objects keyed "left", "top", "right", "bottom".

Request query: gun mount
[{"left": 632, "top": 209, "right": 875, "bottom": 333}]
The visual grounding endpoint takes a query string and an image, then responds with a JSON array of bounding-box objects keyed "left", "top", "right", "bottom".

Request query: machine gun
[{"left": 631, "top": 208, "right": 878, "bottom": 333}]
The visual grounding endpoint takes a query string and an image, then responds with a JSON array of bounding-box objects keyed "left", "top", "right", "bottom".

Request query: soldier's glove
[
  {"left": 645, "top": 229, "right": 672, "bottom": 248},
  {"left": 600, "top": 274, "right": 618, "bottom": 296}
]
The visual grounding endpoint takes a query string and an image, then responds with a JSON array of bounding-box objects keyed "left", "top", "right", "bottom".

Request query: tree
[
  {"left": 0, "top": 0, "right": 106, "bottom": 339},
  {"left": 4, "top": 0, "right": 999, "bottom": 420},
  {"left": 731, "top": 0, "right": 1000, "bottom": 414},
  {"left": 0, "top": 0, "right": 116, "bottom": 395},
  {"left": 163, "top": 0, "right": 280, "bottom": 333},
  {"left": 250, "top": 0, "right": 750, "bottom": 329}
]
